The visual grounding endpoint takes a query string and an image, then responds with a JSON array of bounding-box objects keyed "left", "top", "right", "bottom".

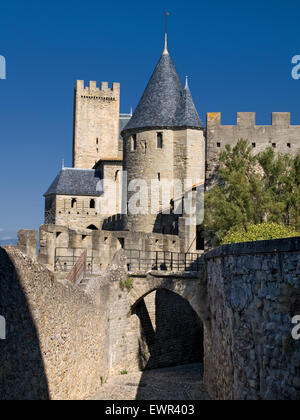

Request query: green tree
[
  {"left": 204, "top": 139, "right": 300, "bottom": 245},
  {"left": 258, "top": 148, "right": 300, "bottom": 230}
]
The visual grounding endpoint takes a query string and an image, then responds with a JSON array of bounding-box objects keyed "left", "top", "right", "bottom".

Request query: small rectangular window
[
  {"left": 217, "top": 142, "right": 221, "bottom": 148},
  {"left": 252, "top": 143, "right": 256, "bottom": 148},
  {"left": 158, "top": 172, "right": 161, "bottom": 181},
  {"left": 157, "top": 132, "right": 163, "bottom": 149},
  {"left": 131, "top": 134, "right": 137, "bottom": 151},
  {"left": 272, "top": 143, "right": 276, "bottom": 148},
  {"left": 287, "top": 143, "right": 291, "bottom": 148}
]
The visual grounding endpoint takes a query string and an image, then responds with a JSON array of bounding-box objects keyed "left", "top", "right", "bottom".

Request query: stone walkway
[{"left": 92, "top": 363, "right": 210, "bottom": 400}]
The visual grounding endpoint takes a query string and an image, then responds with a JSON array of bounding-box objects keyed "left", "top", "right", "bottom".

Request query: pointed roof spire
[
  {"left": 177, "top": 77, "right": 204, "bottom": 128},
  {"left": 163, "top": 33, "right": 168, "bottom": 55},
  {"left": 163, "top": 11, "right": 170, "bottom": 55},
  {"left": 185, "top": 75, "right": 189, "bottom": 89}
]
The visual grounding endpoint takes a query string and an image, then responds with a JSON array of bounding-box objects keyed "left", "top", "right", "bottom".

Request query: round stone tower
[{"left": 122, "top": 39, "right": 205, "bottom": 244}]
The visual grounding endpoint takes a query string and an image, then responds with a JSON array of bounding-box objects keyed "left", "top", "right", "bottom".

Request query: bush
[{"left": 222, "top": 223, "right": 299, "bottom": 245}]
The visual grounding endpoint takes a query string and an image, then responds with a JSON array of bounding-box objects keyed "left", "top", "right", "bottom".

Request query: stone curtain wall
[
  {"left": 204, "top": 237, "right": 300, "bottom": 400},
  {"left": 0, "top": 246, "right": 111, "bottom": 400}
]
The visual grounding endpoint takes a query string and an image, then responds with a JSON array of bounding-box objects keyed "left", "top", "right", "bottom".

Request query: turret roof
[{"left": 123, "top": 52, "right": 203, "bottom": 132}]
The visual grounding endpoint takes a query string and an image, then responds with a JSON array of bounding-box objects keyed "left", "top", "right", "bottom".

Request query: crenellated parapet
[
  {"left": 207, "top": 112, "right": 295, "bottom": 129},
  {"left": 75, "top": 80, "right": 120, "bottom": 91},
  {"left": 75, "top": 80, "right": 120, "bottom": 99}
]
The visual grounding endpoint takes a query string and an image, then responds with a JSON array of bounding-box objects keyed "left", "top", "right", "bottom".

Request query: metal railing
[
  {"left": 54, "top": 247, "right": 95, "bottom": 273},
  {"left": 67, "top": 250, "right": 87, "bottom": 285},
  {"left": 54, "top": 247, "right": 203, "bottom": 274},
  {"left": 126, "top": 250, "right": 203, "bottom": 272}
]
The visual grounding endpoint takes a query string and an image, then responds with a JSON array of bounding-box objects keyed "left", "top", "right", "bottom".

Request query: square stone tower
[{"left": 73, "top": 80, "right": 121, "bottom": 169}]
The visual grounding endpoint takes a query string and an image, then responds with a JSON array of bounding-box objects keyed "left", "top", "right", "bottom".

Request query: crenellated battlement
[
  {"left": 207, "top": 112, "right": 298, "bottom": 128},
  {"left": 75, "top": 80, "right": 120, "bottom": 95}
]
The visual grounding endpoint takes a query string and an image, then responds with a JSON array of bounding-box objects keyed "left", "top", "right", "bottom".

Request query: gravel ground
[{"left": 92, "top": 363, "right": 210, "bottom": 400}]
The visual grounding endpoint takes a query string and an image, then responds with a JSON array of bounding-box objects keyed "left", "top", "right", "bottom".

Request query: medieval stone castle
[
  {"left": 2, "top": 33, "right": 299, "bottom": 402},
  {"left": 38, "top": 35, "right": 300, "bottom": 271}
]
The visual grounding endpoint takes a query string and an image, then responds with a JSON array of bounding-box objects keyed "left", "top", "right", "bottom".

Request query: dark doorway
[{"left": 196, "top": 224, "right": 205, "bottom": 251}]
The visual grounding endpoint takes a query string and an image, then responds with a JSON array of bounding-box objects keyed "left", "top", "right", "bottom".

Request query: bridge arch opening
[{"left": 126, "top": 288, "right": 204, "bottom": 371}]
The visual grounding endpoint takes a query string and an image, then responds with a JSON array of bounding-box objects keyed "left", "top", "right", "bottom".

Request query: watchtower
[{"left": 73, "top": 80, "right": 121, "bottom": 169}]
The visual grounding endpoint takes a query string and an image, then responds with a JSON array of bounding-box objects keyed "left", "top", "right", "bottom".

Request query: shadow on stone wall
[
  {"left": 152, "top": 213, "right": 179, "bottom": 235},
  {"left": 0, "top": 248, "right": 49, "bottom": 400},
  {"left": 135, "top": 289, "right": 203, "bottom": 399}
]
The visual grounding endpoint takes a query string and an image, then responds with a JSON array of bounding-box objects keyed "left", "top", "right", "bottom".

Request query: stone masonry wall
[
  {"left": 203, "top": 237, "right": 300, "bottom": 400},
  {"left": 0, "top": 246, "right": 111, "bottom": 400},
  {"left": 123, "top": 128, "right": 175, "bottom": 233},
  {"left": 0, "top": 242, "right": 203, "bottom": 399},
  {"left": 50, "top": 194, "right": 103, "bottom": 230}
]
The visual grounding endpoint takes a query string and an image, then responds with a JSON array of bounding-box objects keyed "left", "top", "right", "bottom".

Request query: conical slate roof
[
  {"left": 176, "top": 82, "right": 204, "bottom": 127},
  {"left": 123, "top": 52, "right": 203, "bottom": 132}
]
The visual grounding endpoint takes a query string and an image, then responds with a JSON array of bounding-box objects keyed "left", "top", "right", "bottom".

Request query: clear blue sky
[{"left": 0, "top": 0, "right": 300, "bottom": 240}]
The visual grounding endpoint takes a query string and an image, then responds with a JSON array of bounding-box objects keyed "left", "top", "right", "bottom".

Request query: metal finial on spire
[
  {"left": 62, "top": 158, "right": 65, "bottom": 169},
  {"left": 163, "top": 11, "right": 170, "bottom": 55},
  {"left": 185, "top": 75, "right": 189, "bottom": 89},
  {"left": 130, "top": 106, "right": 133, "bottom": 116}
]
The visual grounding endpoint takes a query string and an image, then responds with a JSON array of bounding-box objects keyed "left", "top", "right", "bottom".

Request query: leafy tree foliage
[{"left": 204, "top": 139, "right": 300, "bottom": 245}]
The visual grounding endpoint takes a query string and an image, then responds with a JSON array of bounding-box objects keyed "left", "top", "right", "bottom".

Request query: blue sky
[{"left": 0, "top": 0, "right": 300, "bottom": 240}]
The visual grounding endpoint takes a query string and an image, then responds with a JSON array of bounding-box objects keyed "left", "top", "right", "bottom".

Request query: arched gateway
[{"left": 106, "top": 260, "right": 207, "bottom": 374}]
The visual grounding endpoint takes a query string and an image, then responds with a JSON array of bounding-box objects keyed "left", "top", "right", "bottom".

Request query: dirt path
[{"left": 92, "top": 363, "right": 210, "bottom": 400}]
